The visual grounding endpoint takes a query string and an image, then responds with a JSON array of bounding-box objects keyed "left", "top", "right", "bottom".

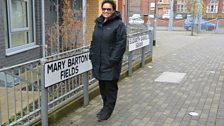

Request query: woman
[{"left": 89, "top": 0, "right": 127, "bottom": 121}]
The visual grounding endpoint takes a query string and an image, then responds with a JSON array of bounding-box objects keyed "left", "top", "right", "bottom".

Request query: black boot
[
  {"left": 96, "top": 108, "right": 104, "bottom": 117},
  {"left": 97, "top": 111, "right": 112, "bottom": 122}
]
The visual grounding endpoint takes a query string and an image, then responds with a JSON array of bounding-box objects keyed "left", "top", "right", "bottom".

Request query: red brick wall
[
  {"left": 140, "top": 0, "right": 149, "bottom": 15},
  {"left": 218, "top": 0, "right": 223, "bottom": 13},
  {"left": 117, "top": 0, "right": 126, "bottom": 23},
  {"left": 118, "top": 0, "right": 122, "bottom": 12}
]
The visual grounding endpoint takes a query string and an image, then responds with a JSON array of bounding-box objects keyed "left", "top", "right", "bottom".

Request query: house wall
[
  {"left": 140, "top": 0, "right": 224, "bottom": 19},
  {"left": 0, "top": 0, "right": 42, "bottom": 68},
  {"left": 118, "top": 0, "right": 127, "bottom": 23},
  {"left": 140, "top": 0, "right": 150, "bottom": 15},
  {"left": 0, "top": 0, "right": 125, "bottom": 68},
  {"left": 0, "top": 0, "right": 6, "bottom": 67},
  {"left": 86, "top": 0, "right": 100, "bottom": 45},
  {"left": 45, "top": 0, "right": 59, "bottom": 29},
  {"left": 86, "top": 0, "right": 120, "bottom": 45}
]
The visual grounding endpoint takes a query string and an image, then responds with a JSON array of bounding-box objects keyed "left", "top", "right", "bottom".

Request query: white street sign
[
  {"left": 128, "top": 33, "right": 150, "bottom": 51},
  {"left": 44, "top": 52, "right": 92, "bottom": 87}
]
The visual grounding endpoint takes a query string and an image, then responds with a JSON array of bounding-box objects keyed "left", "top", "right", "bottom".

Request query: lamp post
[
  {"left": 168, "top": 0, "right": 174, "bottom": 31},
  {"left": 148, "top": 0, "right": 151, "bottom": 28},
  {"left": 153, "top": 0, "right": 157, "bottom": 46}
]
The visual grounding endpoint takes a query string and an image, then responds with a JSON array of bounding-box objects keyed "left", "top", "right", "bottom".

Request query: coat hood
[{"left": 95, "top": 11, "right": 122, "bottom": 24}]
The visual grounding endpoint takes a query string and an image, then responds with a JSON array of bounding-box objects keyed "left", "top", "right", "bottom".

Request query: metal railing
[
  {"left": 0, "top": 31, "right": 152, "bottom": 126},
  {"left": 0, "top": 59, "right": 41, "bottom": 126},
  {"left": 215, "top": 19, "right": 224, "bottom": 34}
]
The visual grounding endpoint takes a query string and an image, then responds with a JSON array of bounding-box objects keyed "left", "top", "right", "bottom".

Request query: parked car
[
  {"left": 129, "top": 18, "right": 144, "bottom": 25},
  {"left": 184, "top": 18, "right": 216, "bottom": 31},
  {"left": 129, "top": 14, "right": 141, "bottom": 20},
  {"left": 175, "top": 14, "right": 183, "bottom": 19},
  {"left": 149, "top": 14, "right": 154, "bottom": 18},
  {"left": 186, "top": 14, "right": 192, "bottom": 19},
  {"left": 162, "top": 13, "right": 170, "bottom": 19}
]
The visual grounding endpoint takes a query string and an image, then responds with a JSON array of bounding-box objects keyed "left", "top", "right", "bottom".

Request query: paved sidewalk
[{"left": 51, "top": 31, "right": 224, "bottom": 126}]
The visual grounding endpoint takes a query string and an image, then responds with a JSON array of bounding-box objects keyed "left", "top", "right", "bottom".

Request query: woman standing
[{"left": 89, "top": 0, "right": 127, "bottom": 121}]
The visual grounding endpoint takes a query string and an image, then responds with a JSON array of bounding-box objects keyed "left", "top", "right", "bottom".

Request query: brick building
[
  {"left": 140, "top": 0, "right": 224, "bottom": 19},
  {"left": 141, "top": 0, "right": 164, "bottom": 16},
  {"left": 203, "top": 0, "right": 224, "bottom": 19}
]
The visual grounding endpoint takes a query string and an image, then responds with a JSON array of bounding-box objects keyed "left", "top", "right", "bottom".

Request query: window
[
  {"left": 71, "top": 0, "right": 82, "bottom": 20},
  {"left": 176, "top": 0, "right": 187, "bottom": 13},
  {"left": 4, "top": 0, "right": 36, "bottom": 54},
  {"left": 207, "top": 0, "right": 218, "bottom": 13}
]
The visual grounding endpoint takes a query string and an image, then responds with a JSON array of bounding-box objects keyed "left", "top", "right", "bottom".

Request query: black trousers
[{"left": 99, "top": 80, "right": 118, "bottom": 114}]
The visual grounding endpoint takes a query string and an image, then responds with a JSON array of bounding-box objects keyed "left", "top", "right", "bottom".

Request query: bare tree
[
  {"left": 186, "top": 0, "right": 203, "bottom": 35},
  {"left": 46, "top": 0, "right": 83, "bottom": 56}
]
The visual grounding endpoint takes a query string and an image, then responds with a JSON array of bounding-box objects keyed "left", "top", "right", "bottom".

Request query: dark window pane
[{"left": 11, "top": 32, "right": 28, "bottom": 47}]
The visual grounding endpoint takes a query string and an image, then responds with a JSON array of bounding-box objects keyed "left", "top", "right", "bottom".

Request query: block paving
[{"left": 51, "top": 31, "right": 224, "bottom": 126}]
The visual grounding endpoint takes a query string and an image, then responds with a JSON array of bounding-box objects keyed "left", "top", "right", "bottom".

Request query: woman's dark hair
[{"left": 101, "top": 0, "right": 116, "bottom": 10}]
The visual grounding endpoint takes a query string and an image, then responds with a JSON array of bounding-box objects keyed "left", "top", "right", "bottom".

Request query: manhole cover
[{"left": 155, "top": 72, "right": 186, "bottom": 83}]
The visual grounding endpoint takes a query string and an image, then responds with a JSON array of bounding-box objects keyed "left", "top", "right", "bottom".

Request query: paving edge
[{"left": 31, "top": 56, "right": 152, "bottom": 126}]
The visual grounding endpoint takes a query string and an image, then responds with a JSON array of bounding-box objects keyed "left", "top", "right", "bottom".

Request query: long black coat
[{"left": 89, "top": 11, "right": 127, "bottom": 81}]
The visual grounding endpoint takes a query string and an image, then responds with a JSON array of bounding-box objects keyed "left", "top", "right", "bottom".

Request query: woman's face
[{"left": 102, "top": 3, "right": 114, "bottom": 20}]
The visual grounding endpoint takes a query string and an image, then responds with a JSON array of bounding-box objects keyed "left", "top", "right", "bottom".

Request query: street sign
[
  {"left": 128, "top": 31, "right": 150, "bottom": 51},
  {"left": 44, "top": 52, "right": 92, "bottom": 87}
]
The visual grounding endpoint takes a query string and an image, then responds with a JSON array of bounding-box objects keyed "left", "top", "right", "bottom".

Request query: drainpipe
[
  {"left": 122, "top": 0, "right": 126, "bottom": 23},
  {"left": 41, "top": 1, "right": 48, "bottom": 126}
]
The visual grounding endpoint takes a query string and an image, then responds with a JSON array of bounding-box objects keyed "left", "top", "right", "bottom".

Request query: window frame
[
  {"left": 5, "top": 0, "right": 37, "bottom": 55},
  {"left": 176, "top": 0, "right": 187, "bottom": 13},
  {"left": 206, "top": 0, "right": 218, "bottom": 13}
]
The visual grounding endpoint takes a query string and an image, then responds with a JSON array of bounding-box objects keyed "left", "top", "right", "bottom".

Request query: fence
[
  {"left": 215, "top": 19, "right": 224, "bottom": 34},
  {"left": 0, "top": 31, "right": 152, "bottom": 126},
  {"left": 0, "top": 59, "right": 41, "bottom": 126}
]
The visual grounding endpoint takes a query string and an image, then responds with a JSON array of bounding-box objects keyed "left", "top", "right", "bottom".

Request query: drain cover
[{"left": 155, "top": 72, "right": 186, "bottom": 83}]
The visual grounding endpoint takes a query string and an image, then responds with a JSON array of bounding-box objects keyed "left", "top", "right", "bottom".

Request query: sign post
[
  {"left": 41, "top": 58, "right": 48, "bottom": 126},
  {"left": 128, "top": 31, "right": 150, "bottom": 75}
]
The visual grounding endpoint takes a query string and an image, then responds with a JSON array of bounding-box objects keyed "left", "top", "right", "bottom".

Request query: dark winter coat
[{"left": 89, "top": 11, "right": 127, "bottom": 81}]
